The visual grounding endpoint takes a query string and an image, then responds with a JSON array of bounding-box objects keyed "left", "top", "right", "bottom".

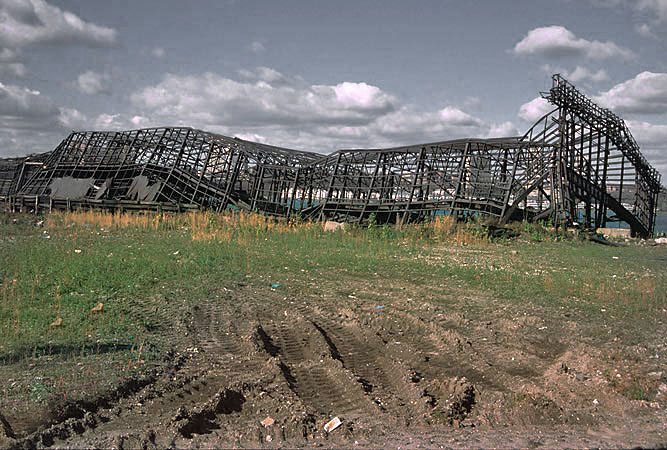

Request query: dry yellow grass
[
  {"left": 45, "top": 208, "right": 491, "bottom": 246},
  {"left": 432, "top": 215, "right": 457, "bottom": 236},
  {"left": 47, "top": 209, "right": 172, "bottom": 231}
]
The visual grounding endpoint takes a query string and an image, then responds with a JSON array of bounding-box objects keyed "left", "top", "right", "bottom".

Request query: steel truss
[{"left": 0, "top": 75, "right": 662, "bottom": 236}]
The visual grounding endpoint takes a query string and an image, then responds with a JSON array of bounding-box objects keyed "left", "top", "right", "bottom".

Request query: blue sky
[{"left": 1, "top": 0, "right": 667, "bottom": 180}]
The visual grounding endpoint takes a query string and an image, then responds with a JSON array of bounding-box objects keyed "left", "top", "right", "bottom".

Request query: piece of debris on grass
[
  {"left": 324, "top": 416, "right": 342, "bottom": 433},
  {"left": 50, "top": 317, "right": 63, "bottom": 329},
  {"left": 271, "top": 283, "right": 281, "bottom": 289},
  {"left": 91, "top": 302, "right": 104, "bottom": 314},
  {"left": 261, "top": 416, "right": 275, "bottom": 428}
]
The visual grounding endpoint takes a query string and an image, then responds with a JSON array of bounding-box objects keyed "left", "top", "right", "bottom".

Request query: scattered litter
[
  {"left": 271, "top": 283, "right": 281, "bottom": 289},
  {"left": 265, "top": 435, "right": 272, "bottom": 442},
  {"left": 348, "top": 295, "right": 357, "bottom": 299},
  {"left": 91, "top": 302, "right": 104, "bottom": 315},
  {"left": 601, "top": 309, "right": 606, "bottom": 312},
  {"left": 261, "top": 416, "right": 275, "bottom": 428},
  {"left": 375, "top": 305, "right": 385, "bottom": 310},
  {"left": 612, "top": 256, "right": 619, "bottom": 260},
  {"left": 172, "top": 250, "right": 179, "bottom": 255},
  {"left": 538, "top": 326, "right": 547, "bottom": 330},
  {"left": 593, "top": 399, "right": 599, "bottom": 405},
  {"left": 74, "top": 249, "right": 82, "bottom": 254},
  {"left": 324, "top": 416, "right": 342, "bottom": 433},
  {"left": 50, "top": 317, "right": 62, "bottom": 329}
]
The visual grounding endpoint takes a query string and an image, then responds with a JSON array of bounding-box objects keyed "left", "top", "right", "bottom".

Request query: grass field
[
  {"left": 2, "top": 210, "right": 664, "bottom": 361},
  {"left": 1, "top": 210, "right": 666, "bottom": 447}
]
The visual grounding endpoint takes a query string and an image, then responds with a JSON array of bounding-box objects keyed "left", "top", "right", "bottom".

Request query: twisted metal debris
[{"left": 0, "top": 75, "right": 662, "bottom": 237}]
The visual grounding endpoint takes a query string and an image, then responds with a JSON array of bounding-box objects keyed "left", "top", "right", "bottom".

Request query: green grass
[
  {"left": 623, "top": 383, "right": 650, "bottom": 401},
  {"left": 1, "top": 211, "right": 665, "bottom": 363}
]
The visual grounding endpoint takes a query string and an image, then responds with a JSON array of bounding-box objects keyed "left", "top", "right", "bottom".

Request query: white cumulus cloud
[
  {"left": 566, "top": 66, "right": 610, "bottom": 84},
  {"left": 595, "top": 72, "right": 667, "bottom": 114},
  {"left": 58, "top": 107, "right": 87, "bottom": 129},
  {"left": 627, "top": 120, "right": 667, "bottom": 146},
  {"left": 333, "top": 82, "right": 392, "bottom": 110},
  {"left": 513, "top": 26, "right": 634, "bottom": 60},
  {"left": 0, "top": 0, "right": 117, "bottom": 48},
  {"left": 234, "top": 132, "right": 268, "bottom": 143},
  {"left": 75, "top": 70, "right": 110, "bottom": 95},
  {"left": 125, "top": 69, "right": 522, "bottom": 153},
  {"left": 518, "top": 97, "right": 554, "bottom": 122},
  {"left": 438, "top": 107, "right": 483, "bottom": 127},
  {"left": 59, "top": 108, "right": 130, "bottom": 131},
  {"left": 488, "top": 121, "right": 519, "bottom": 137},
  {"left": 0, "top": 81, "right": 55, "bottom": 118},
  {"left": 541, "top": 65, "right": 610, "bottom": 84},
  {"left": 626, "top": 120, "right": 667, "bottom": 175},
  {"left": 130, "top": 72, "right": 397, "bottom": 128},
  {"left": 130, "top": 115, "right": 151, "bottom": 127}
]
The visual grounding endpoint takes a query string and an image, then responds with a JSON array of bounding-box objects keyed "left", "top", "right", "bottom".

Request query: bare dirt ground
[{"left": 2, "top": 275, "right": 666, "bottom": 449}]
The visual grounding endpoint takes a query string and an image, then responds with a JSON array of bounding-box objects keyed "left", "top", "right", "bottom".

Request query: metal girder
[{"left": 0, "top": 75, "right": 662, "bottom": 237}]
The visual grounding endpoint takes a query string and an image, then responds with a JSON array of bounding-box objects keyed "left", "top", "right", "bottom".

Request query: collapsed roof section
[{"left": 0, "top": 75, "right": 662, "bottom": 237}]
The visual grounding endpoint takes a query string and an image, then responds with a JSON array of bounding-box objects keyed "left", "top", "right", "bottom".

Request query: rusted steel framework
[
  {"left": 2, "top": 128, "right": 320, "bottom": 214},
  {"left": 0, "top": 75, "right": 662, "bottom": 236},
  {"left": 535, "top": 75, "right": 662, "bottom": 236}
]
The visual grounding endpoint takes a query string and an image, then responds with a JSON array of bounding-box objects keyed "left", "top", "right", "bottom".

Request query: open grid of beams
[{"left": 0, "top": 75, "right": 662, "bottom": 237}]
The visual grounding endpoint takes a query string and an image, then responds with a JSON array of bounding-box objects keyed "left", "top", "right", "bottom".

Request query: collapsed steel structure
[{"left": 0, "top": 75, "right": 662, "bottom": 236}]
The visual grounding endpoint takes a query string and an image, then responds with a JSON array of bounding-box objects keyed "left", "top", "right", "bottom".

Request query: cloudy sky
[{"left": 1, "top": 0, "right": 667, "bottom": 179}]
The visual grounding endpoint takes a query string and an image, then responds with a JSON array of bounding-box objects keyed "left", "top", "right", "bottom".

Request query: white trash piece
[{"left": 323, "top": 416, "right": 342, "bottom": 433}]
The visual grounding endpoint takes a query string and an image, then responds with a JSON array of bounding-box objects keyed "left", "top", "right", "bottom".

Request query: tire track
[
  {"left": 310, "top": 318, "right": 426, "bottom": 422},
  {"left": 148, "top": 298, "right": 262, "bottom": 417},
  {"left": 39, "top": 297, "right": 264, "bottom": 448},
  {"left": 257, "top": 314, "right": 379, "bottom": 417}
]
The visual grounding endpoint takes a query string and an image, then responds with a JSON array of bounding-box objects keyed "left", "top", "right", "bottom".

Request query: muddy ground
[{"left": 2, "top": 278, "right": 667, "bottom": 449}]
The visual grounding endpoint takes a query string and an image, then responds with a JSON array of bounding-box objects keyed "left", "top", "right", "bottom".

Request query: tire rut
[
  {"left": 257, "top": 313, "right": 380, "bottom": 418},
  {"left": 310, "top": 318, "right": 427, "bottom": 422},
  {"left": 37, "top": 298, "right": 265, "bottom": 448}
]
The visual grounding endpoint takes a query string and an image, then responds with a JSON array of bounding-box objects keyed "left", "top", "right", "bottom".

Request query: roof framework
[{"left": 0, "top": 75, "right": 662, "bottom": 237}]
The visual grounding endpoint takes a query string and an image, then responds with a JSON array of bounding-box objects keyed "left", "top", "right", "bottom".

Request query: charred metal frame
[{"left": 0, "top": 75, "right": 662, "bottom": 236}]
